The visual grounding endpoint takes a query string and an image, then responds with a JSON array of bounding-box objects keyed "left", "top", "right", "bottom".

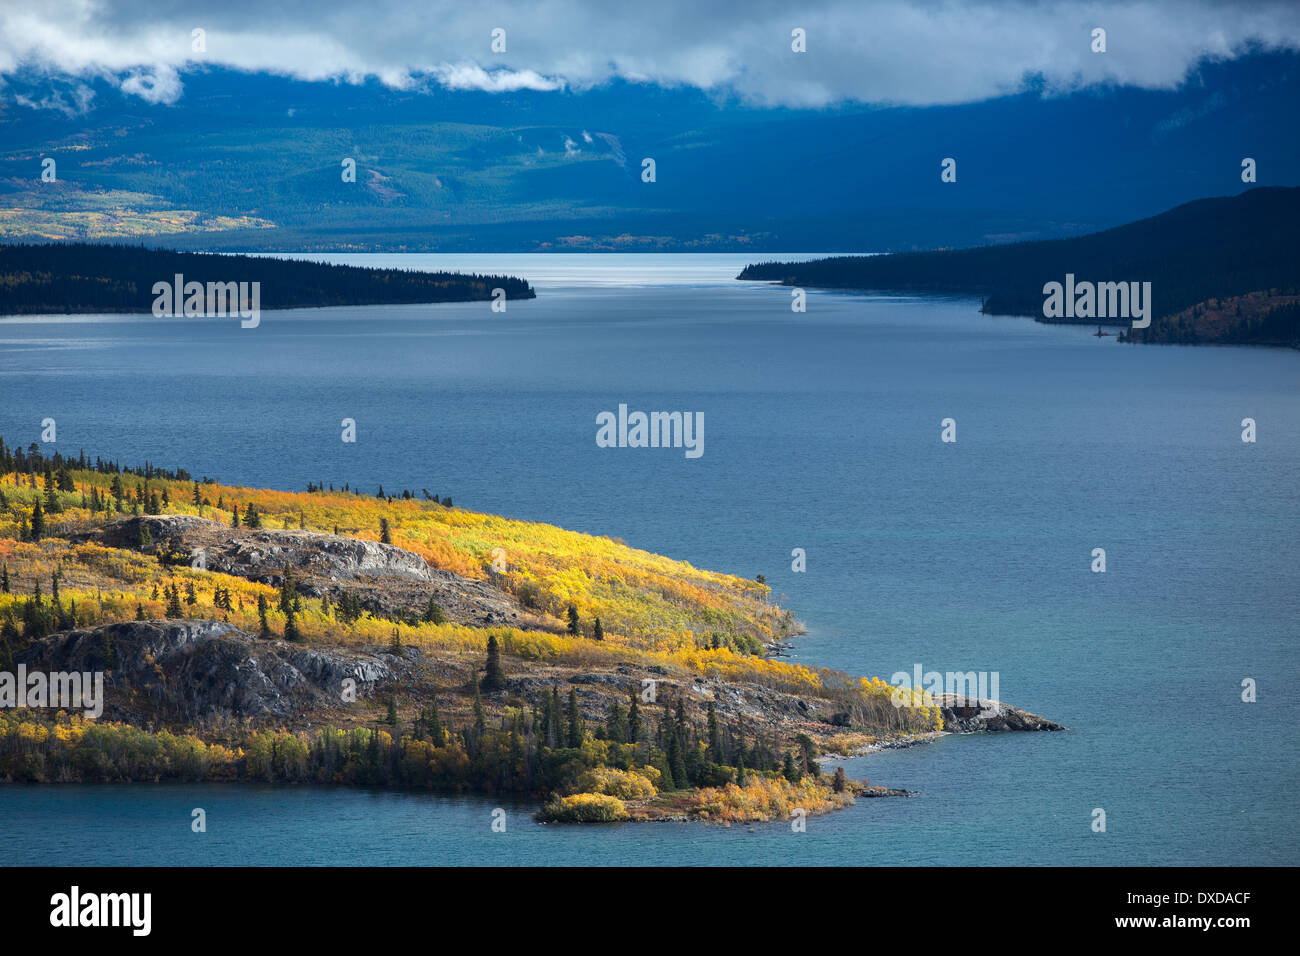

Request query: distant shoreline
[{"left": 0, "top": 242, "right": 536, "bottom": 317}]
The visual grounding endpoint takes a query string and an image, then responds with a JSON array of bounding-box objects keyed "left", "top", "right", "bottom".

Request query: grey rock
[{"left": 16, "top": 619, "right": 396, "bottom": 725}]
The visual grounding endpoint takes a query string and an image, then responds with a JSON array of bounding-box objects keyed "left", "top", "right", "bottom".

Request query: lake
[{"left": 1, "top": 253, "right": 1297, "bottom": 865}]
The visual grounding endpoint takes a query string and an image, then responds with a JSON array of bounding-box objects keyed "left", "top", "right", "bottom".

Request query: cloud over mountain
[{"left": 3, "top": 0, "right": 1299, "bottom": 109}]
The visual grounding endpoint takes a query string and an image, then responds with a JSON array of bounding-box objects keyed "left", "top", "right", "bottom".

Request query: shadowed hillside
[
  {"left": 739, "top": 188, "right": 1300, "bottom": 345},
  {"left": 0, "top": 242, "right": 535, "bottom": 315}
]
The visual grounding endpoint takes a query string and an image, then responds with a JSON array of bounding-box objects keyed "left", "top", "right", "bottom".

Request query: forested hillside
[
  {"left": 0, "top": 243, "right": 534, "bottom": 315},
  {"left": 739, "top": 188, "right": 1300, "bottom": 345}
]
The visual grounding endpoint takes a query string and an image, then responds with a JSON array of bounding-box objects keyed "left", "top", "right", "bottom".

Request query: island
[{"left": 0, "top": 440, "right": 1059, "bottom": 824}]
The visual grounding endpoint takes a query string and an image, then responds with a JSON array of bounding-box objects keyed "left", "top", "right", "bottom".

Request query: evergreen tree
[
  {"left": 796, "top": 733, "right": 820, "bottom": 778},
  {"left": 567, "top": 688, "right": 584, "bottom": 747},
  {"left": 782, "top": 750, "right": 800, "bottom": 782},
  {"left": 480, "top": 633, "right": 506, "bottom": 692},
  {"left": 422, "top": 597, "right": 447, "bottom": 625},
  {"left": 833, "top": 766, "right": 847, "bottom": 793},
  {"left": 386, "top": 697, "right": 399, "bottom": 726},
  {"left": 566, "top": 603, "right": 580, "bottom": 636},
  {"left": 425, "top": 699, "right": 444, "bottom": 744},
  {"left": 166, "top": 583, "right": 183, "bottom": 618},
  {"left": 43, "top": 473, "right": 61, "bottom": 513},
  {"left": 592, "top": 617, "right": 604, "bottom": 641},
  {"left": 231, "top": 506, "right": 240, "bottom": 528},
  {"left": 606, "top": 701, "right": 628, "bottom": 743},
  {"left": 257, "top": 593, "right": 270, "bottom": 636},
  {"left": 667, "top": 733, "right": 689, "bottom": 789},
  {"left": 30, "top": 501, "right": 44, "bottom": 541},
  {"left": 0, "top": 564, "right": 7, "bottom": 593},
  {"left": 472, "top": 685, "right": 487, "bottom": 739},
  {"left": 628, "top": 691, "right": 641, "bottom": 743},
  {"left": 550, "top": 687, "right": 566, "bottom": 748},
  {"left": 380, "top": 518, "right": 391, "bottom": 544},
  {"left": 707, "top": 700, "right": 723, "bottom": 763}
]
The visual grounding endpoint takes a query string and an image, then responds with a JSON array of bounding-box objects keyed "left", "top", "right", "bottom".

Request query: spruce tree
[
  {"left": 257, "top": 593, "right": 270, "bottom": 636},
  {"left": 480, "top": 633, "right": 505, "bottom": 692},
  {"left": 426, "top": 700, "right": 444, "bottom": 745},
  {"left": 30, "top": 501, "right": 44, "bottom": 541},
  {"left": 628, "top": 691, "right": 641, "bottom": 743},
  {"left": 380, "top": 518, "right": 391, "bottom": 544},
  {"left": 667, "top": 733, "right": 688, "bottom": 789},
  {"left": 566, "top": 688, "right": 583, "bottom": 748},
  {"left": 782, "top": 750, "right": 800, "bottom": 782},
  {"left": 551, "top": 687, "right": 565, "bottom": 747},
  {"left": 606, "top": 702, "right": 627, "bottom": 743},
  {"left": 166, "top": 583, "right": 183, "bottom": 618},
  {"left": 566, "top": 604, "right": 580, "bottom": 636},
  {"left": 43, "top": 474, "right": 61, "bottom": 513},
  {"left": 707, "top": 700, "right": 723, "bottom": 763},
  {"left": 592, "top": 617, "right": 604, "bottom": 641},
  {"left": 472, "top": 685, "right": 486, "bottom": 739},
  {"left": 423, "top": 597, "right": 447, "bottom": 624}
]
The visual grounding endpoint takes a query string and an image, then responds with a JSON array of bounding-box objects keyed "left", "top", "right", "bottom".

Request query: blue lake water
[{"left": 1, "top": 253, "right": 1297, "bottom": 865}]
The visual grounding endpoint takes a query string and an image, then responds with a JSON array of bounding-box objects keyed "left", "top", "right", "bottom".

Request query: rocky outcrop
[
  {"left": 16, "top": 619, "right": 400, "bottom": 725},
  {"left": 932, "top": 694, "right": 1065, "bottom": 732},
  {"left": 78, "top": 515, "right": 533, "bottom": 628}
]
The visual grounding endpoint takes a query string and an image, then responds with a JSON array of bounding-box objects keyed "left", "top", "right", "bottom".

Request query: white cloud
[
  {"left": 118, "top": 64, "right": 182, "bottom": 104},
  {"left": 1, "top": 0, "right": 1298, "bottom": 108}
]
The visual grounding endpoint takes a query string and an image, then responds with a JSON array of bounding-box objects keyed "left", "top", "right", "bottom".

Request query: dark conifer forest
[
  {"left": 739, "top": 187, "right": 1300, "bottom": 345},
  {"left": 0, "top": 243, "right": 535, "bottom": 315}
]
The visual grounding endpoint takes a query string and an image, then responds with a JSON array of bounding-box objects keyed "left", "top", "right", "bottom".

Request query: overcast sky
[{"left": 3, "top": 0, "right": 1299, "bottom": 109}]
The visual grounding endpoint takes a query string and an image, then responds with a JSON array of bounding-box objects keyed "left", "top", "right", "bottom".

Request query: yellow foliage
[
  {"left": 538, "top": 792, "right": 630, "bottom": 823},
  {"left": 574, "top": 766, "right": 658, "bottom": 800}
]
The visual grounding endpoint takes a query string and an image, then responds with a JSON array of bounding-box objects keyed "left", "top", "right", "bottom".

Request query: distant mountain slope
[
  {"left": 738, "top": 187, "right": 1300, "bottom": 345},
  {"left": 0, "top": 243, "right": 534, "bottom": 315},
  {"left": 2, "top": 53, "right": 1298, "bottom": 251}
]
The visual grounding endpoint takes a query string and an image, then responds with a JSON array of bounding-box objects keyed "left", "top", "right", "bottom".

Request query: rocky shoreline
[{"left": 2, "top": 475, "right": 1063, "bottom": 824}]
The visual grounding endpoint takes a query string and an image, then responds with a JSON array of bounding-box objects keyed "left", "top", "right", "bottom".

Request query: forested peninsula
[
  {"left": 0, "top": 243, "right": 534, "bottom": 315},
  {"left": 739, "top": 187, "right": 1300, "bottom": 346},
  {"left": 0, "top": 443, "right": 1059, "bottom": 823}
]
